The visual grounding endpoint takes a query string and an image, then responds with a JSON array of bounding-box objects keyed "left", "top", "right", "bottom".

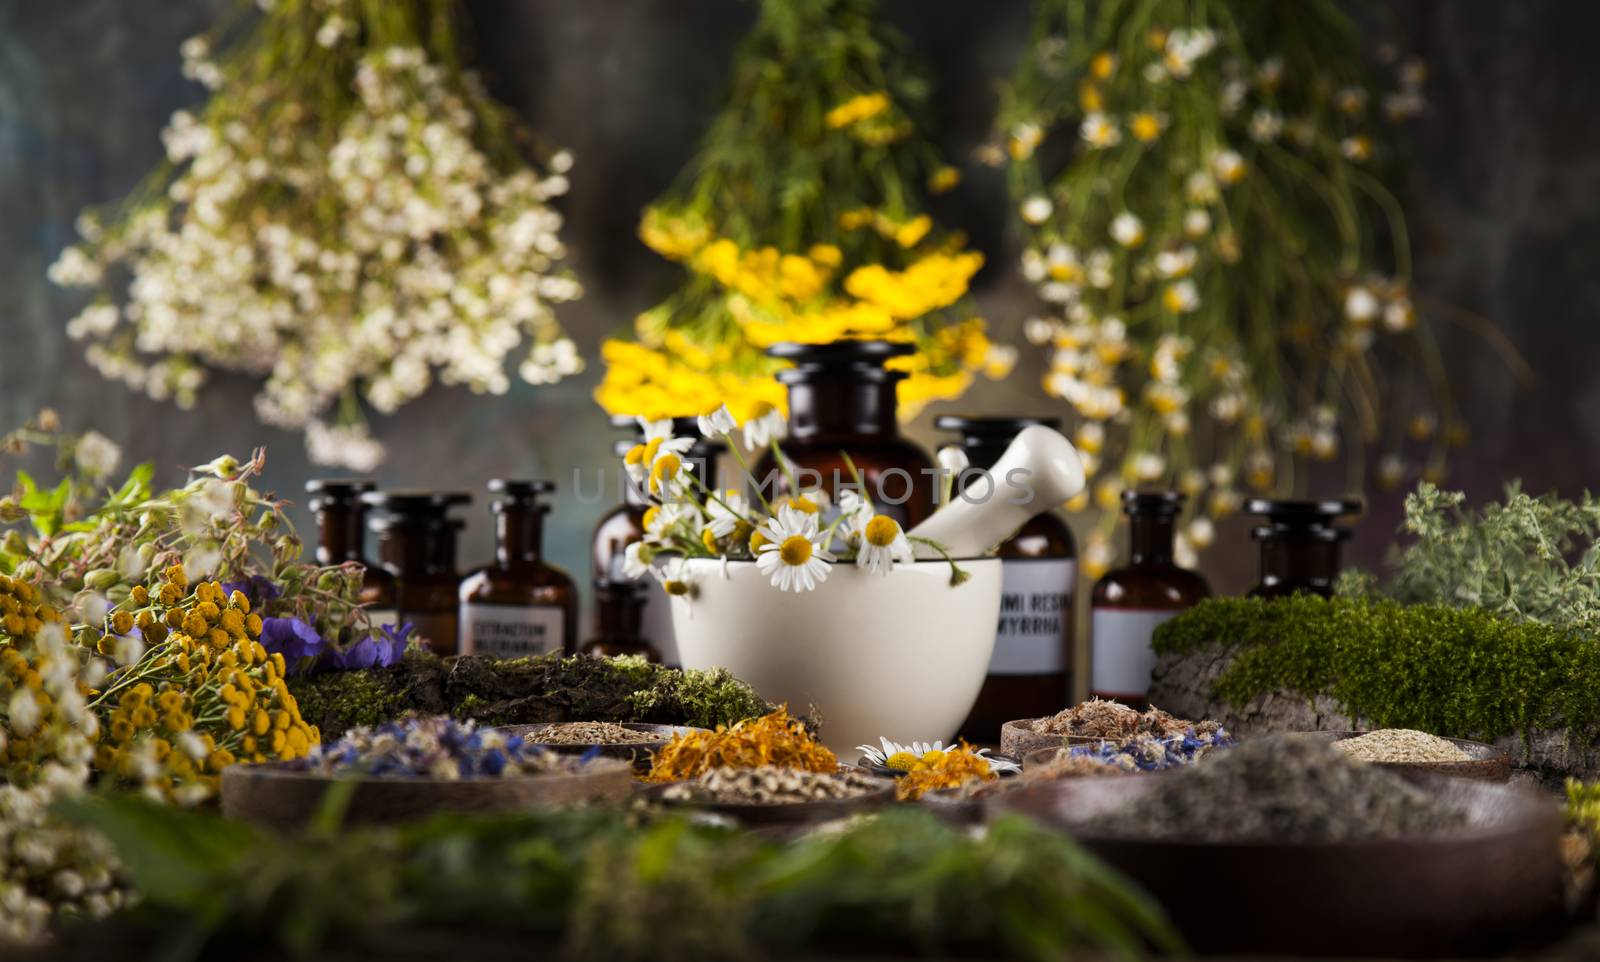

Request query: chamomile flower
[
  {"left": 755, "top": 506, "right": 835, "bottom": 592},
  {"left": 622, "top": 540, "right": 651, "bottom": 579},
  {"left": 697, "top": 403, "right": 737, "bottom": 439},
  {"left": 648, "top": 451, "right": 689, "bottom": 496},
  {"left": 856, "top": 514, "right": 913, "bottom": 575},
  {"left": 705, "top": 490, "right": 753, "bottom": 539},
  {"left": 743, "top": 403, "right": 787, "bottom": 449},
  {"left": 655, "top": 557, "right": 698, "bottom": 597},
  {"left": 782, "top": 488, "right": 831, "bottom": 518},
  {"left": 856, "top": 737, "right": 1020, "bottom": 774},
  {"left": 1110, "top": 212, "right": 1145, "bottom": 248},
  {"left": 624, "top": 417, "right": 694, "bottom": 483}
]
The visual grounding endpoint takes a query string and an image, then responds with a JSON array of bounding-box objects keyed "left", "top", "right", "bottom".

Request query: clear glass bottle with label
[
  {"left": 755, "top": 341, "right": 935, "bottom": 528},
  {"left": 306, "top": 479, "right": 398, "bottom": 629},
  {"left": 1245, "top": 498, "right": 1361, "bottom": 598},
  {"left": 459, "top": 480, "right": 577, "bottom": 660},
  {"left": 581, "top": 578, "right": 659, "bottom": 662},
  {"left": 590, "top": 416, "right": 721, "bottom": 666},
  {"left": 364, "top": 491, "right": 472, "bottom": 657},
  {"left": 936, "top": 416, "right": 1078, "bottom": 742},
  {"left": 1090, "top": 491, "right": 1210, "bottom": 708}
]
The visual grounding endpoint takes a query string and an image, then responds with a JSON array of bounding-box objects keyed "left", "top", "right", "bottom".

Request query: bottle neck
[
  {"left": 786, "top": 379, "right": 898, "bottom": 440},
  {"left": 495, "top": 506, "right": 545, "bottom": 569},
  {"left": 594, "top": 590, "right": 644, "bottom": 642},
  {"left": 315, "top": 506, "right": 366, "bottom": 565},
  {"left": 378, "top": 522, "right": 430, "bottom": 576},
  {"left": 1127, "top": 515, "right": 1176, "bottom": 566},
  {"left": 1257, "top": 537, "right": 1343, "bottom": 597}
]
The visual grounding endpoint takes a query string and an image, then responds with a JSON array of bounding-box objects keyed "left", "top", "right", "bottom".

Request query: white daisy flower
[
  {"left": 697, "top": 403, "right": 737, "bottom": 440},
  {"left": 856, "top": 514, "right": 913, "bottom": 575},
  {"left": 855, "top": 737, "right": 1021, "bottom": 774},
  {"left": 782, "top": 487, "right": 831, "bottom": 519},
  {"left": 743, "top": 403, "right": 787, "bottom": 449},
  {"left": 1109, "top": 212, "right": 1145, "bottom": 248},
  {"left": 624, "top": 417, "right": 694, "bottom": 483},
  {"left": 937, "top": 444, "right": 970, "bottom": 476},
  {"left": 755, "top": 505, "right": 835, "bottom": 592},
  {"left": 1020, "top": 194, "right": 1054, "bottom": 225},
  {"left": 1079, "top": 112, "right": 1121, "bottom": 149},
  {"left": 622, "top": 540, "right": 651, "bottom": 579},
  {"left": 704, "top": 490, "right": 752, "bottom": 539},
  {"left": 654, "top": 556, "right": 698, "bottom": 597}
]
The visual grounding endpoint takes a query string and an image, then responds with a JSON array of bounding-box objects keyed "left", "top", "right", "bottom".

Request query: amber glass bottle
[
  {"left": 364, "top": 491, "right": 472, "bottom": 657},
  {"left": 459, "top": 480, "right": 578, "bottom": 659},
  {"left": 755, "top": 341, "right": 935, "bottom": 528},
  {"left": 1090, "top": 491, "right": 1210, "bottom": 708},
  {"left": 581, "top": 579, "right": 659, "bottom": 662},
  {"left": 590, "top": 416, "right": 721, "bottom": 666},
  {"left": 937, "top": 416, "right": 1078, "bottom": 741},
  {"left": 1245, "top": 499, "right": 1361, "bottom": 599},
  {"left": 305, "top": 479, "right": 398, "bottom": 627}
]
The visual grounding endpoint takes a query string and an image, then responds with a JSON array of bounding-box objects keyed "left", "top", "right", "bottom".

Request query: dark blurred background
[{"left": 4, "top": 0, "right": 1600, "bottom": 620}]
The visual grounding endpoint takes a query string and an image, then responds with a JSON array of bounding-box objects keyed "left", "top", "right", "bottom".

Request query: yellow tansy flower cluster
[{"left": 92, "top": 564, "right": 317, "bottom": 801}]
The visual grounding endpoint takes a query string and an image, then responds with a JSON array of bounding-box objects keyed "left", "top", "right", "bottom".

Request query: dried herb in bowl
[
  {"left": 526, "top": 721, "right": 662, "bottom": 746},
  {"left": 294, "top": 716, "right": 589, "bottom": 779},
  {"left": 1030, "top": 698, "right": 1223, "bottom": 740},
  {"left": 663, "top": 766, "right": 884, "bottom": 805},
  {"left": 1085, "top": 734, "right": 1469, "bottom": 843},
  {"left": 645, "top": 707, "right": 835, "bottom": 782}
]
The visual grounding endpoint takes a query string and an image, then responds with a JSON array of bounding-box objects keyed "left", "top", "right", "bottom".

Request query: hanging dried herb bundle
[
  {"left": 997, "top": 0, "right": 1464, "bottom": 574},
  {"left": 47, "top": 0, "right": 581, "bottom": 469},
  {"left": 597, "top": 0, "right": 1010, "bottom": 424}
]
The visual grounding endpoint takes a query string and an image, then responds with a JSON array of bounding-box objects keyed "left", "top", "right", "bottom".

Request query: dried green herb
[{"left": 1341, "top": 481, "right": 1600, "bottom": 635}]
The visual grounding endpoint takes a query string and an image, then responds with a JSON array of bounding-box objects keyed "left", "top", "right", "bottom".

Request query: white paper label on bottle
[
  {"left": 990, "top": 559, "right": 1075, "bottom": 675},
  {"left": 1090, "top": 608, "right": 1179, "bottom": 699},
  {"left": 638, "top": 578, "right": 679, "bottom": 667},
  {"left": 459, "top": 603, "right": 564, "bottom": 659}
]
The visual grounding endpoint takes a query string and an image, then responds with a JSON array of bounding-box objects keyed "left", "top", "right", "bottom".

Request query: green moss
[
  {"left": 1154, "top": 595, "right": 1600, "bottom": 742},
  {"left": 626, "top": 666, "right": 772, "bottom": 730},
  {"left": 289, "top": 650, "right": 771, "bottom": 739}
]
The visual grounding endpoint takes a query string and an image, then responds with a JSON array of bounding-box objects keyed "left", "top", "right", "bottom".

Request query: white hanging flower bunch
[
  {"left": 47, "top": 0, "right": 583, "bottom": 469},
  {"left": 623, "top": 406, "right": 958, "bottom": 596},
  {"left": 994, "top": 0, "right": 1486, "bottom": 578}
]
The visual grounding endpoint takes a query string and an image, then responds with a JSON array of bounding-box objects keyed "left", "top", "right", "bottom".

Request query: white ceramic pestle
[{"left": 905, "top": 424, "right": 1086, "bottom": 559}]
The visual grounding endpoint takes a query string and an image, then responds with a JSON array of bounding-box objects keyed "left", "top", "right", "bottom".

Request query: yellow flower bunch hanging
[{"left": 597, "top": 0, "right": 1009, "bottom": 423}]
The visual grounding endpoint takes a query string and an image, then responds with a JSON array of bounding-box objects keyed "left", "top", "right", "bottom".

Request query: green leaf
[{"left": 54, "top": 793, "right": 262, "bottom": 907}]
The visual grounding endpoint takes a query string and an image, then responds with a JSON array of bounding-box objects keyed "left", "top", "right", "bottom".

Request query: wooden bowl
[
  {"left": 1302, "top": 730, "right": 1513, "bottom": 782},
  {"left": 643, "top": 776, "right": 896, "bottom": 827},
  {"left": 221, "top": 756, "right": 636, "bottom": 831},
  {"left": 989, "top": 772, "right": 1566, "bottom": 957},
  {"left": 495, "top": 723, "right": 707, "bottom": 773},
  {"left": 1000, "top": 719, "right": 1123, "bottom": 758}
]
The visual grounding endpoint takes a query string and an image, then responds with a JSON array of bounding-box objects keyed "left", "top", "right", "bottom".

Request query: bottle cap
[
  {"left": 362, "top": 490, "right": 473, "bottom": 520},
  {"left": 487, "top": 479, "right": 556, "bottom": 512},
  {"left": 1121, "top": 490, "right": 1185, "bottom": 516},
  {"left": 768, "top": 340, "right": 913, "bottom": 384},
  {"left": 305, "top": 479, "right": 376, "bottom": 512},
  {"left": 1243, "top": 498, "right": 1363, "bottom": 525}
]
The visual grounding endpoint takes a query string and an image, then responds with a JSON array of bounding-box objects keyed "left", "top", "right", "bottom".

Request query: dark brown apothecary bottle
[
  {"left": 1090, "top": 491, "right": 1210, "bottom": 709},
  {"left": 1245, "top": 499, "right": 1361, "bottom": 599},
  {"left": 581, "top": 579, "right": 659, "bottom": 662},
  {"left": 591, "top": 416, "right": 721, "bottom": 667},
  {"left": 755, "top": 341, "right": 935, "bottom": 528},
  {"left": 459, "top": 480, "right": 578, "bottom": 660},
  {"left": 306, "top": 479, "right": 398, "bottom": 628},
  {"left": 937, "top": 416, "right": 1079, "bottom": 743},
  {"left": 364, "top": 491, "right": 472, "bottom": 657}
]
